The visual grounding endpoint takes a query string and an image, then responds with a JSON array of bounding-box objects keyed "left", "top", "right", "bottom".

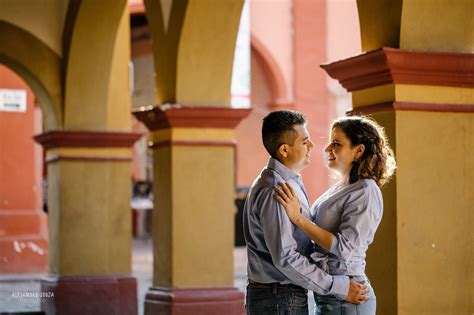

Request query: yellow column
[
  {"left": 139, "top": 0, "right": 247, "bottom": 313},
  {"left": 0, "top": 0, "right": 139, "bottom": 314},
  {"left": 322, "top": 35, "right": 474, "bottom": 315},
  {"left": 134, "top": 105, "right": 250, "bottom": 314},
  {"left": 34, "top": 131, "right": 141, "bottom": 315},
  {"left": 151, "top": 127, "right": 235, "bottom": 287},
  {"left": 33, "top": 0, "right": 138, "bottom": 313},
  {"left": 144, "top": 0, "right": 243, "bottom": 105}
]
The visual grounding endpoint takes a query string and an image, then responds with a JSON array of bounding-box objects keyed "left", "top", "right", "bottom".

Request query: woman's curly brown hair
[{"left": 332, "top": 116, "right": 396, "bottom": 187}]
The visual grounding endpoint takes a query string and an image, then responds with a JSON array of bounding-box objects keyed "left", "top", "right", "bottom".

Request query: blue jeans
[
  {"left": 246, "top": 281, "right": 309, "bottom": 314},
  {"left": 314, "top": 275, "right": 376, "bottom": 315}
]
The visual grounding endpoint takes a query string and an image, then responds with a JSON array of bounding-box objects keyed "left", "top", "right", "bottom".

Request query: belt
[{"left": 248, "top": 279, "right": 306, "bottom": 291}]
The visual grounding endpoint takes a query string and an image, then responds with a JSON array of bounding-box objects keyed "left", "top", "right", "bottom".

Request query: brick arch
[{"left": 250, "top": 34, "right": 290, "bottom": 107}]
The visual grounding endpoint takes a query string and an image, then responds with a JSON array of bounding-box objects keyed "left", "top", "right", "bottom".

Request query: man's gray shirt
[{"left": 243, "top": 158, "right": 349, "bottom": 298}]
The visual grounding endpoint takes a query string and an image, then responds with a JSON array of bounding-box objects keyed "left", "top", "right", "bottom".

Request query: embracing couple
[{"left": 243, "top": 110, "right": 396, "bottom": 314}]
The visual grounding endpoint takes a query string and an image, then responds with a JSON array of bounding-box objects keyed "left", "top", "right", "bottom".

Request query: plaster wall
[
  {"left": 131, "top": 54, "right": 156, "bottom": 109},
  {"left": 353, "top": 84, "right": 474, "bottom": 108},
  {"left": 327, "top": 0, "right": 361, "bottom": 62},
  {"left": 171, "top": 145, "right": 235, "bottom": 286},
  {"left": 350, "top": 107, "right": 474, "bottom": 315},
  {"left": 357, "top": 0, "right": 402, "bottom": 52},
  {"left": 396, "top": 111, "right": 473, "bottom": 314},
  {"left": 176, "top": 0, "right": 243, "bottom": 106},
  {"left": 326, "top": 0, "right": 361, "bottom": 118},
  {"left": 293, "top": 0, "right": 329, "bottom": 200},
  {"left": 0, "top": 0, "right": 68, "bottom": 56},
  {"left": 64, "top": 0, "right": 130, "bottom": 130},
  {"left": 130, "top": 32, "right": 155, "bottom": 181},
  {"left": 0, "top": 21, "right": 62, "bottom": 130},
  {"left": 364, "top": 111, "right": 398, "bottom": 315},
  {"left": 0, "top": 65, "right": 47, "bottom": 273},
  {"left": 151, "top": 145, "right": 172, "bottom": 287},
  {"left": 151, "top": 131, "right": 236, "bottom": 287},
  {"left": 400, "top": 0, "right": 474, "bottom": 53},
  {"left": 250, "top": 0, "right": 293, "bottom": 101},
  {"left": 235, "top": 51, "right": 273, "bottom": 188},
  {"left": 0, "top": 65, "right": 41, "bottom": 211},
  {"left": 106, "top": 6, "right": 132, "bottom": 130},
  {"left": 48, "top": 160, "right": 132, "bottom": 274}
]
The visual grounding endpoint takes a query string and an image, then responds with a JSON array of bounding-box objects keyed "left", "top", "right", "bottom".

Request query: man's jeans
[
  {"left": 314, "top": 275, "right": 376, "bottom": 315},
  {"left": 246, "top": 281, "right": 308, "bottom": 315}
]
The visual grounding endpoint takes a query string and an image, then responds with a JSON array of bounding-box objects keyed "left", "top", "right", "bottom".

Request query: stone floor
[
  {"left": 0, "top": 238, "right": 315, "bottom": 314},
  {"left": 0, "top": 274, "right": 43, "bottom": 314},
  {"left": 0, "top": 239, "right": 249, "bottom": 315}
]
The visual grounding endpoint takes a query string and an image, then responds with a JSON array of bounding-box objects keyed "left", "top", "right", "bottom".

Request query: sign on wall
[{"left": 0, "top": 89, "right": 27, "bottom": 112}]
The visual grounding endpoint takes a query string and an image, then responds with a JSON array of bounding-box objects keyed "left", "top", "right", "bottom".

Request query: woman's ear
[
  {"left": 355, "top": 144, "right": 365, "bottom": 160},
  {"left": 278, "top": 144, "right": 289, "bottom": 158}
]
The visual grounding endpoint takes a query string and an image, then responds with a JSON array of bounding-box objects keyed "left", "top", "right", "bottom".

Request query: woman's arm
[{"left": 274, "top": 182, "right": 334, "bottom": 251}]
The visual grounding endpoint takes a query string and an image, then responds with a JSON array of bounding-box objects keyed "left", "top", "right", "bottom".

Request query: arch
[
  {"left": 175, "top": 0, "right": 244, "bottom": 106},
  {"left": 0, "top": 21, "right": 62, "bottom": 130},
  {"left": 250, "top": 34, "right": 289, "bottom": 105},
  {"left": 356, "top": 0, "right": 402, "bottom": 52},
  {"left": 0, "top": 56, "right": 58, "bottom": 129},
  {"left": 143, "top": 0, "right": 188, "bottom": 104},
  {"left": 64, "top": 0, "right": 129, "bottom": 130}
]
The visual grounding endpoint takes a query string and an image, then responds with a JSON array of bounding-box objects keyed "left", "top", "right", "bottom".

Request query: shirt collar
[{"left": 267, "top": 157, "right": 300, "bottom": 182}]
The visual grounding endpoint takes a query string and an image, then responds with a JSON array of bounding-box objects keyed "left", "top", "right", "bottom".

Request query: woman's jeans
[
  {"left": 246, "top": 281, "right": 309, "bottom": 314},
  {"left": 314, "top": 275, "right": 376, "bottom": 315}
]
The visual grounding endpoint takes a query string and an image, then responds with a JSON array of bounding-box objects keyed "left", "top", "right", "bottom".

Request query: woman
[{"left": 274, "top": 116, "right": 396, "bottom": 315}]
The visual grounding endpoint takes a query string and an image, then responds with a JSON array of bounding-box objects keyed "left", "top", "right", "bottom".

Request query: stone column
[
  {"left": 34, "top": 130, "right": 141, "bottom": 315},
  {"left": 322, "top": 48, "right": 474, "bottom": 315},
  {"left": 134, "top": 105, "right": 250, "bottom": 314}
]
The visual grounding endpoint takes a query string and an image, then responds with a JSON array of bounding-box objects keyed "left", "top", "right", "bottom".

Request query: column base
[
  {"left": 144, "top": 286, "right": 245, "bottom": 315},
  {"left": 40, "top": 274, "right": 137, "bottom": 315}
]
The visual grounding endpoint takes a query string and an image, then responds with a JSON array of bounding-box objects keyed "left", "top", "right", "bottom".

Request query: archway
[
  {"left": 0, "top": 21, "right": 61, "bottom": 130},
  {"left": 250, "top": 34, "right": 290, "bottom": 107}
]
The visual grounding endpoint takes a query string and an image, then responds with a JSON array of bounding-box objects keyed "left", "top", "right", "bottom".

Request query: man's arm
[
  {"left": 259, "top": 187, "right": 349, "bottom": 297},
  {"left": 272, "top": 182, "right": 371, "bottom": 304}
]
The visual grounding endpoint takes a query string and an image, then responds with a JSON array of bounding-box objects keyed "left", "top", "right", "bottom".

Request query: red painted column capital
[
  {"left": 320, "top": 47, "right": 474, "bottom": 114},
  {"left": 34, "top": 130, "right": 142, "bottom": 149},
  {"left": 33, "top": 130, "right": 142, "bottom": 163},
  {"left": 132, "top": 104, "right": 252, "bottom": 131},
  {"left": 321, "top": 47, "right": 474, "bottom": 92}
]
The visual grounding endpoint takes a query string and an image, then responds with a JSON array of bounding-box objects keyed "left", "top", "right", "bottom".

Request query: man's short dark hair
[{"left": 262, "top": 110, "right": 306, "bottom": 158}]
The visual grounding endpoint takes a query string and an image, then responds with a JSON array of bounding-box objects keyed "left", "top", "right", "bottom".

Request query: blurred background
[{"left": 0, "top": 0, "right": 472, "bottom": 314}]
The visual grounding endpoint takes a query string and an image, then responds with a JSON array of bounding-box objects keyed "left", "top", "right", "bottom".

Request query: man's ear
[
  {"left": 355, "top": 144, "right": 365, "bottom": 160},
  {"left": 278, "top": 144, "right": 289, "bottom": 159}
]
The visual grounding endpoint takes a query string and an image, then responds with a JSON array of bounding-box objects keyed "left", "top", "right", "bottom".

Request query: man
[{"left": 243, "top": 110, "right": 368, "bottom": 314}]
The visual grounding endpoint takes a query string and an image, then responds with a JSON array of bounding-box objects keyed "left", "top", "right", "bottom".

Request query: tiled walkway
[
  {"left": 0, "top": 239, "right": 248, "bottom": 315},
  {"left": 0, "top": 239, "right": 315, "bottom": 314}
]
